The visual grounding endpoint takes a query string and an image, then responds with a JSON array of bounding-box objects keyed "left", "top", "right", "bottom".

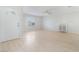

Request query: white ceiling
[{"left": 22, "top": 6, "right": 79, "bottom": 16}]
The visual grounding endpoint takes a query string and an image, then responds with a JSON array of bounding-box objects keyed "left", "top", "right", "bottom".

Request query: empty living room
[{"left": 0, "top": 6, "right": 79, "bottom": 52}]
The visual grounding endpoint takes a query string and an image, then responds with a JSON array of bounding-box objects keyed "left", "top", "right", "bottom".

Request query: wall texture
[
  {"left": 42, "top": 15, "right": 60, "bottom": 31},
  {"left": 0, "top": 7, "right": 23, "bottom": 42},
  {"left": 42, "top": 11, "right": 79, "bottom": 34},
  {"left": 61, "top": 12, "right": 79, "bottom": 34}
]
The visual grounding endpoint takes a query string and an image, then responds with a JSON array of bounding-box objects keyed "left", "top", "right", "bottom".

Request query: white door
[{"left": 0, "top": 7, "right": 21, "bottom": 42}]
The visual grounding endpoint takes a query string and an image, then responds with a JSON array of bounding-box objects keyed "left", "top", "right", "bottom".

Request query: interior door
[{"left": 0, "top": 7, "right": 21, "bottom": 42}]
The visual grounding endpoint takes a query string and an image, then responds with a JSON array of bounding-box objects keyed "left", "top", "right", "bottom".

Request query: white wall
[
  {"left": 42, "top": 15, "right": 60, "bottom": 31},
  {"left": 23, "top": 7, "right": 79, "bottom": 34},
  {"left": 61, "top": 12, "right": 79, "bottom": 34},
  {"left": 42, "top": 12, "right": 79, "bottom": 34},
  {"left": 22, "top": 6, "right": 79, "bottom": 34},
  {"left": 0, "top": 7, "right": 23, "bottom": 42},
  {"left": 42, "top": 10, "right": 79, "bottom": 34},
  {"left": 0, "top": 12, "right": 5, "bottom": 40}
]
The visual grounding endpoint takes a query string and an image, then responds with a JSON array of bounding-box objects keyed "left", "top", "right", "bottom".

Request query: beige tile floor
[{"left": 0, "top": 30, "right": 79, "bottom": 52}]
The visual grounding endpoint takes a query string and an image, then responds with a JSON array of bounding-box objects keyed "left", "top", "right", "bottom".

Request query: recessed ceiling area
[{"left": 22, "top": 6, "right": 79, "bottom": 16}]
